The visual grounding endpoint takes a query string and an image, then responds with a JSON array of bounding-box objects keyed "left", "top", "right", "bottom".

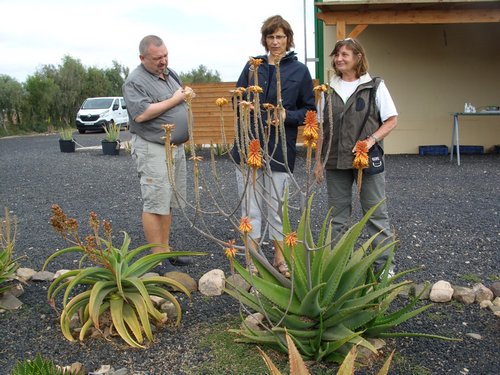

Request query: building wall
[{"left": 322, "top": 23, "right": 500, "bottom": 154}]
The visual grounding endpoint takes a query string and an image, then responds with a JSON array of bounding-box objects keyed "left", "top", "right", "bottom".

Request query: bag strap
[
  {"left": 167, "top": 69, "right": 182, "bottom": 86},
  {"left": 357, "top": 77, "right": 381, "bottom": 140}
]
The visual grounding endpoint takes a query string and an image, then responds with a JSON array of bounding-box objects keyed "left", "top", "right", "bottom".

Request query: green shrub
[
  {"left": 44, "top": 205, "right": 205, "bottom": 348},
  {"left": 226, "top": 196, "right": 455, "bottom": 363}
]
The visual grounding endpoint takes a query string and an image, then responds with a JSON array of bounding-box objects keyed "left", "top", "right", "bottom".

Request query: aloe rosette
[
  {"left": 44, "top": 232, "right": 204, "bottom": 348},
  {"left": 225, "top": 196, "right": 454, "bottom": 362}
]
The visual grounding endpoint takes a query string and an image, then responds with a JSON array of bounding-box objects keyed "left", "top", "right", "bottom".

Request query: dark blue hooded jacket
[{"left": 231, "top": 51, "right": 315, "bottom": 173}]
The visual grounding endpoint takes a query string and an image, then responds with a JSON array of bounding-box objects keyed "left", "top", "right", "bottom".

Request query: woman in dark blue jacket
[{"left": 231, "top": 15, "right": 315, "bottom": 276}]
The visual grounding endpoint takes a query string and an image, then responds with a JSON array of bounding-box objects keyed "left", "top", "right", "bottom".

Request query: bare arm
[
  {"left": 360, "top": 115, "right": 398, "bottom": 150},
  {"left": 134, "top": 87, "right": 194, "bottom": 123}
]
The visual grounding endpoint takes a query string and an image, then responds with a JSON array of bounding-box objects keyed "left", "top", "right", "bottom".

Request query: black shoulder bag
[{"left": 359, "top": 78, "right": 384, "bottom": 175}]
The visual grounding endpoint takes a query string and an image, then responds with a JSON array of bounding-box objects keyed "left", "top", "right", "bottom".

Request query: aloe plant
[
  {"left": 0, "top": 208, "right": 21, "bottom": 294},
  {"left": 226, "top": 196, "right": 455, "bottom": 363},
  {"left": 10, "top": 353, "right": 84, "bottom": 375},
  {"left": 44, "top": 205, "right": 205, "bottom": 348}
]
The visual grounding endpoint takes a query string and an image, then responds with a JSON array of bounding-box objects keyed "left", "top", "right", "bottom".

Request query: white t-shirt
[{"left": 336, "top": 78, "right": 398, "bottom": 122}]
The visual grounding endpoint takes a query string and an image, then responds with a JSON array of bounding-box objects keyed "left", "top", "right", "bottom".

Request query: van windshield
[{"left": 82, "top": 98, "right": 114, "bottom": 110}]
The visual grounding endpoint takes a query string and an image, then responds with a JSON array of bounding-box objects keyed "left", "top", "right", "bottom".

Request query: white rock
[
  {"left": 493, "top": 297, "right": 500, "bottom": 307},
  {"left": 479, "top": 300, "right": 493, "bottom": 309},
  {"left": 16, "top": 267, "right": 36, "bottom": 281},
  {"left": 160, "top": 301, "right": 178, "bottom": 321},
  {"left": 243, "top": 312, "right": 265, "bottom": 331},
  {"left": 198, "top": 269, "right": 226, "bottom": 296},
  {"left": 430, "top": 280, "right": 454, "bottom": 303},
  {"left": 226, "top": 274, "right": 251, "bottom": 292},
  {"left": 53, "top": 269, "right": 72, "bottom": 279},
  {"left": 452, "top": 286, "right": 475, "bottom": 305},
  {"left": 8, "top": 283, "right": 24, "bottom": 298},
  {"left": 31, "top": 270, "right": 55, "bottom": 282},
  {"left": 473, "top": 283, "right": 494, "bottom": 304},
  {"left": 89, "top": 365, "right": 113, "bottom": 375},
  {"left": 465, "top": 333, "right": 482, "bottom": 340},
  {"left": 150, "top": 296, "right": 166, "bottom": 306}
]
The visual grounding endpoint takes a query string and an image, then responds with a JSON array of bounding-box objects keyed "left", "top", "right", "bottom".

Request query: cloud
[{"left": 0, "top": 0, "right": 316, "bottom": 82}]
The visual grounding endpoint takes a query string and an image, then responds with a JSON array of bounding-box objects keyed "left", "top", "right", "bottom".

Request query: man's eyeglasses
[{"left": 266, "top": 34, "right": 287, "bottom": 41}]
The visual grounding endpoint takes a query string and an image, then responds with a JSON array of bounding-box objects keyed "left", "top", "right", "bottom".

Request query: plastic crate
[
  {"left": 452, "top": 145, "right": 484, "bottom": 155},
  {"left": 419, "top": 145, "right": 448, "bottom": 156}
]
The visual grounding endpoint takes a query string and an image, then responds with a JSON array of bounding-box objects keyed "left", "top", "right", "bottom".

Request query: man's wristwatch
[{"left": 369, "top": 134, "right": 380, "bottom": 143}]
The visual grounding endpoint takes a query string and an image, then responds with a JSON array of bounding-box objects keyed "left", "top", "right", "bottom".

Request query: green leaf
[
  {"left": 365, "top": 303, "right": 434, "bottom": 336},
  {"left": 80, "top": 302, "right": 109, "bottom": 341},
  {"left": 110, "top": 295, "right": 144, "bottom": 348},
  {"left": 122, "top": 277, "right": 164, "bottom": 321},
  {"left": 122, "top": 302, "right": 144, "bottom": 344},
  {"left": 126, "top": 292, "right": 154, "bottom": 341},
  {"left": 42, "top": 245, "right": 85, "bottom": 271},
  {"left": 88, "top": 280, "right": 116, "bottom": 328},
  {"left": 233, "top": 260, "right": 301, "bottom": 314},
  {"left": 298, "top": 283, "right": 326, "bottom": 318},
  {"left": 62, "top": 267, "right": 113, "bottom": 307},
  {"left": 146, "top": 285, "right": 183, "bottom": 326},
  {"left": 125, "top": 251, "right": 205, "bottom": 277}
]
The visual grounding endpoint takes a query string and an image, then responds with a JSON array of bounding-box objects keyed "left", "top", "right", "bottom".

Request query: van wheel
[{"left": 78, "top": 129, "right": 85, "bottom": 134}]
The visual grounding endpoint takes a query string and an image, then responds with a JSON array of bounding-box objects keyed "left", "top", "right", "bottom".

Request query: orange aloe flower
[
  {"left": 224, "top": 239, "right": 237, "bottom": 259},
  {"left": 247, "top": 139, "right": 262, "bottom": 169},
  {"left": 303, "top": 110, "right": 319, "bottom": 145},
  {"left": 239, "top": 217, "right": 252, "bottom": 235},
  {"left": 239, "top": 101, "right": 253, "bottom": 110},
  {"left": 249, "top": 57, "right": 264, "bottom": 68},
  {"left": 353, "top": 140, "right": 369, "bottom": 193},
  {"left": 285, "top": 231, "right": 298, "bottom": 248},
  {"left": 230, "top": 87, "right": 247, "bottom": 96},
  {"left": 215, "top": 97, "right": 228, "bottom": 107},
  {"left": 313, "top": 84, "right": 328, "bottom": 93},
  {"left": 247, "top": 85, "right": 263, "bottom": 94}
]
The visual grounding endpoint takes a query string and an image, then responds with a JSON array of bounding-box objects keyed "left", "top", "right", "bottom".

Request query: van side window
[
  {"left": 120, "top": 98, "right": 127, "bottom": 109},
  {"left": 112, "top": 99, "right": 119, "bottom": 111}
]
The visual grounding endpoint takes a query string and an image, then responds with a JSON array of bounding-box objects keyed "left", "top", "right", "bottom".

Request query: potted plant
[
  {"left": 58, "top": 128, "right": 75, "bottom": 153},
  {"left": 102, "top": 122, "right": 121, "bottom": 155}
]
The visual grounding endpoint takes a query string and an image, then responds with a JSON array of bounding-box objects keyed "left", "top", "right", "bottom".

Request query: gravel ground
[{"left": 0, "top": 131, "right": 499, "bottom": 374}]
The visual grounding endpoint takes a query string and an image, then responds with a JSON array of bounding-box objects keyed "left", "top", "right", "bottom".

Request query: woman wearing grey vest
[{"left": 314, "top": 38, "right": 398, "bottom": 275}]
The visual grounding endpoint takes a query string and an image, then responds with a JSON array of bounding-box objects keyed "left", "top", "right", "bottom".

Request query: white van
[{"left": 76, "top": 97, "right": 129, "bottom": 134}]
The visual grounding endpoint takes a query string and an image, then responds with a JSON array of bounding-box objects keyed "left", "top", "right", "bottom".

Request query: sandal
[{"left": 273, "top": 261, "right": 290, "bottom": 278}]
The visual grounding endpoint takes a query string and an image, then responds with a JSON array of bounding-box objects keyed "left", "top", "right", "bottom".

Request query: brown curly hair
[{"left": 330, "top": 38, "right": 369, "bottom": 78}]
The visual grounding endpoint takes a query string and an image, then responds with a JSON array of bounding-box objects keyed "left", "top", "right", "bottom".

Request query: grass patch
[
  {"left": 182, "top": 314, "right": 338, "bottom": 374},
  {"left": 182, "top": 315, "right": 287, "bottom": 375},
  {"left": 487, "top": 274, "right": 500, "bottom": 282},
  {"left": 458, "top": 273, "right": 482, "bottom": 284},
  {"left": 393, "top": 354, "right": 433, "bottom": 375}
]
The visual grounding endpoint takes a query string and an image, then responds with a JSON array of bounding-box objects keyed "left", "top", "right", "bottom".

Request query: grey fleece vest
[{"left": 322, "top": 78, "right": 381, "bottom": 170}]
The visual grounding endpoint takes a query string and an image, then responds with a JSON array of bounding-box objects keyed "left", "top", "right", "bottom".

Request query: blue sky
[{"left": 0, "top": 0, "right": 317, "bottom": 83}]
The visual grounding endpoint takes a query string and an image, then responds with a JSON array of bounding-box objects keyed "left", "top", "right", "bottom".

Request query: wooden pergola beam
[{"left": 317, "top": 9, "right": 500, "bottom": 25}]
